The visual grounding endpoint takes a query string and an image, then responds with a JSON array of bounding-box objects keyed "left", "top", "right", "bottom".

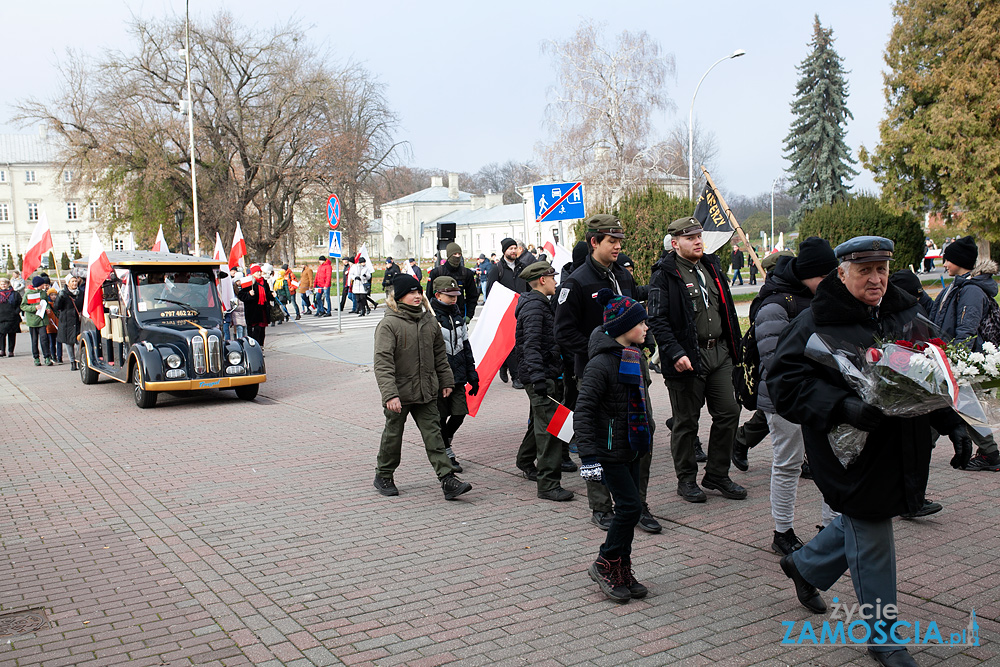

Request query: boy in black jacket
[
  {"left": 515, "top": 262, "right": 574, "bottom": 502},
  {"left": 431, "top": 276, "right": 480, "bottom": 472},
  {"left": 578, "top": 289, "right": 654, "bottom": 603}
]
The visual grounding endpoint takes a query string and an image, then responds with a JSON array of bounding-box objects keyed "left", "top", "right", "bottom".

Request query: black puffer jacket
[
  {"left": 425, "top": 263, "right": 480, "bottom": 320},
  {"left": 515, "top": 290, "right": 561, "bottom": 384},
  {"left": 575, "top": 327, "right": 654, "bottom": 464},
  {"left": 431, "top": 298, "right": 479, "bottom": 388},
  {"left": 0, "top": 288, "right": 21, "bottom": 335},
  {"left": 647, "top": 251, "right": 740, "bottom": 379},
  {"left": 767, "top": 275, "right": 963, "bottom": 519}
]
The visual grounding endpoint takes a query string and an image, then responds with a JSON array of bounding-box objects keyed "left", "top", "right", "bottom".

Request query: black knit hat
[
  {"left": 944, "top": 235, "right": 978, "bottom": 270},
  {"left": 793, "top": 237, "right": 838, "bottom": 279},
  {"left": 598, "top": 288, "right": 647, "bottom": 338},
  {"left": 888, "top": 269, "right": 923, "bottom": 298},
  {"left": 501, "top": 238, "right": 516, "bottom": 253},
  {"left": 393, "top": 274, "right": 421, "bottom": 300}
]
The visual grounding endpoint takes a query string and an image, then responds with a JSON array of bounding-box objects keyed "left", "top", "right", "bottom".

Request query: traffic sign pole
[{"left": 336, "top": 261, "right": 342, "bottom": 333}]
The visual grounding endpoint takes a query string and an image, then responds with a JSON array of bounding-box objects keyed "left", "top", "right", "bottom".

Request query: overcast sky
[{"left": 1, "top": 0, "right": 896, "bottom": 199}]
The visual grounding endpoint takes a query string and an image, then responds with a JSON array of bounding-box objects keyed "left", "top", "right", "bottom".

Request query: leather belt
[{"left": 700, "top": 339, "right": 719, "bottom": 350}]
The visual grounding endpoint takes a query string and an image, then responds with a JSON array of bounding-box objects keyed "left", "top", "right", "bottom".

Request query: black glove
[
  {"left": 469, "top": 379, "right": 480, "bottom": 396},
  {"left": 533, "top": 380, "right": 548, "bottom": 399},
  {"left": 839, "top": 397, "right": 883, "bottom": 432},
  {"left": 948, "top": 426, "right": 973, "bottom": 469}
]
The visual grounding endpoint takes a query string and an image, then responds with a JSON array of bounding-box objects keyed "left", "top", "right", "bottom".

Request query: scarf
[
  {"left": 0, "top": 288, "right": 13, "bottom": 304},
  {"left": 68, "top": 287, "right": 80, "bottom": 296},
  {"left": 255, "top": 277, "right": 267, "bottom": 305},
  {"left": 617, "top": 346, "right": 650, "bottom": 452}
]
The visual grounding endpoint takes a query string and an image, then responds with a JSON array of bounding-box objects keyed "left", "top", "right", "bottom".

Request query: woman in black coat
[
  {"left": 0, "top": 277, "right": 21, "bottom": 357},
  {"left": 54, "top": 276, "right": 85, "bottom": 370},
  {"left": 237, "top": 264, "right": 275, "bottom": 347}
]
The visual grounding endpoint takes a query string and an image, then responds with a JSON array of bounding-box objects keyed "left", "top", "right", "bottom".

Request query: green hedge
[
  {"left": 798, "top": 195, "right": 924, "bottom": 269},
  {"left": 613, "top": 187, "right": 700, "bottom": 283}
]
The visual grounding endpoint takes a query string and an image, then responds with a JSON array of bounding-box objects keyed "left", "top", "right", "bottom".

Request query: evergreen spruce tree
[{"left": 783, "top": 16, "right": 858, "bottom": 221}]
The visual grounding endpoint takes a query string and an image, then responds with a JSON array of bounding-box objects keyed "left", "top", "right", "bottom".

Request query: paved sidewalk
[{"left": 1, "top": 341, "right": 997, "bottom": 666}]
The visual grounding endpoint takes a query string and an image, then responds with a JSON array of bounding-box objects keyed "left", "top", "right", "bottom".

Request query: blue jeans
[
  {"left": 234, "top": 324, "right": 246, "bottom": 340},
  {"left": 222, "top": 313, "right": 231, "bottom": 341},
  {"left": 599, "top": 457, "right": 642, "bottom": 560},
  {"left": 324, "top": 288, "right": 332, "bottom": 314}
]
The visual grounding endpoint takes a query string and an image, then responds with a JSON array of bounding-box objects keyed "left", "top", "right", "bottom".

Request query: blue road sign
[
  {"left": 328, "top": 230, "right": 342, "bottom": 258},
  {"left": 532, "top": 182, "right": 585, "bottom": 222},
  {"left": 327, "top": 194, "right": 341, "bottom": 229}
]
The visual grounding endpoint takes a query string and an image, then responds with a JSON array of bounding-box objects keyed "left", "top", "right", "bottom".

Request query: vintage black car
[{"left": 75, "top": 251, "right": 266, "bottom": 408}]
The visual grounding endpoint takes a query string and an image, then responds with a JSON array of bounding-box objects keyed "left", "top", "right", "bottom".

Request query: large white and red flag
[
  {"left": 542, "top": 241, "right": 572, "bottom": 273},
  {"left": 22, "top": 212, "right": 54, "bottom": 277},
  {"left": 212, "top": 233, "right": 227, "bottom": 266},
  {"left": 85, "top": 232, "right": 113, "bottom": 331},
  {"left": 151, "top": 225, "right": 169, "bottom": 253},
  {"left": 229, "top": 221, "right": 247, "bottom": 269},
  {"left": 466, "top": 283, "right": 519, "bottom": 417},
  {"left": 546, "top": 402, "right": 575, "bottom": 443}
]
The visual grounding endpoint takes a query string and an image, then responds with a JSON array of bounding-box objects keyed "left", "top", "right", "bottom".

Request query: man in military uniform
[
  {"left": 648, "top": 217, "right": 745, "bottom": 504},
  {"left": 767, "top": 236, "right": 972, "bottom": 667},
  {"left": 553, "top": 214, "right": 660, "bottom": 533}
]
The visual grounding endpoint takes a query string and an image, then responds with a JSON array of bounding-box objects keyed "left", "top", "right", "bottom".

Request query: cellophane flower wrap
[{"left": 804, "top": 332, "right": 986, "bottom": 467}]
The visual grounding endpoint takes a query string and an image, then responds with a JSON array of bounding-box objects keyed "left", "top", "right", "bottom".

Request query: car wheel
[
  {"left": 79, "top": 344, "right": 98, "bottom": 385},
  {"left": 132, "top": 360, "right": 157, "bottom": 408},
  {"left": 235, "top": 384, "right": 259, "bottom": 401}
]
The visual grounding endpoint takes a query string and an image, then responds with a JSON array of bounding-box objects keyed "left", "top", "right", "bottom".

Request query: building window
[
  {"left": 63, "top": 170, "right": 73, "bottom": 183},
  {"left": 69, "top": 236, "right": 80, "bottom": 255},
  {"left": 112, "top": 238, "right": 126, "bottom": 251},
  {"left": 25, "top": 170, "right": 36, "bottom": 183},
  {"left": 27, "top": 202, "right": 39, "bottom": 221},
  {"left": 0, "top": 170, "right": 6, "bottom": 183},
  {"left": 0, "top": 203, "right": 8, "bottom": 222},
  {"left": 112, "top": 202, "right": 122, "bottom": 218},
  {"left": 1, "top": 244, "right": 10, "bottom": 261},
  {"left": 67, "top": 202, "right": 79, "bottom": 220},
  {"left": 89, "top": 201, "right": 99, "bottom": 219}
]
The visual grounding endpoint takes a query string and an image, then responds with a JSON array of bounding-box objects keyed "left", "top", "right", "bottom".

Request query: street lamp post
[
  {"left": 688, "top": 49, "right": 746, "bottom": 200},
  {"left": 182, "top": 0, "right": 200, "bottom": 255},
  {"left": 174, "top": 209, "right": 185, "bottom": 253},
  {"left": 770, "top": 178, "right": 778, "bottom": 254}
]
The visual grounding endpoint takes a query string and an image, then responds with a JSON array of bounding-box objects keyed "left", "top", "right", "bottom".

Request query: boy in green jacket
[
  {"left": 22, "top": 276, "right": 53, "bottom": 366},
  {"left": 373, "top": 274, "right": 472, "bottom": 500}
]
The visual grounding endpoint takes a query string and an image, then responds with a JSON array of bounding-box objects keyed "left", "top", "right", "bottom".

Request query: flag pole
[{"left": 701, "top": 166, "right": 765, "bottom": 276}]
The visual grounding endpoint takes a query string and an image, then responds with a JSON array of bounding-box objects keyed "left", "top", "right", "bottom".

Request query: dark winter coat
[
  {"left": 485, "top": 256, "right": 528, "bottom": 298},
  {"left": 0, "top": 287, "right": 21, "bottom": 335},
  {"left": 647, "top": 251, "right": 740, "bottom": 380},
  {"left": 425, "top": 262, "right": 480, "bottom": 320},
  {"left": 575, "top": 327, "right": 655, "bottom": 464},
  {"left": 929, "top": 272, "right": 999, "bottom": 352},
  {"left": 431, "top": 297, "right": 479, "bottom": 388},
  {"left": 374, "top": 294, "right": 454, "bottom": 405},
  {"left": 554, "top": 254, "right": 647, "bottom": 379},
  {"left": 516, "top": 289, "right": 562, "bottom": 384},
  {"left": 753, "top": 257, "right": 815, "bottom": 413},
  {"left": 767, "top": 274, "right": 963, "bottom": 520},
  {"left": 382, "top": 263, "right": 401, "bottom": 289},
  {"left": 237, "top": 280, "right": 275, "bottom": 326},
  {"left": 54, "top": 287, "right": 85, "bottom": 345},
  {"left": 731, "top": 249, "right": 745, "bottom": 270}
]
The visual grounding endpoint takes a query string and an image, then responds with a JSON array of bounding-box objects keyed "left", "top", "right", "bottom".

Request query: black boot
[
  {"left": 620, "top": 556, "right": 648, "bottom": 599},
  {"left": 588, "top": 556, "right": 631, "bottom": 603},
  {"left": 71, "top": 360, "right": 79, "bottom": 371}
]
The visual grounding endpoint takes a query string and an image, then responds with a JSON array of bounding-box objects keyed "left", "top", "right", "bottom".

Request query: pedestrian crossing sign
[{"left": 328, "top": 230, "right": 342, "bottom": 258}]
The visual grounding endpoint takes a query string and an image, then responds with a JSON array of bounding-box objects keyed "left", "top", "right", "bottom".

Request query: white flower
[
  {"left": 969, "top": 352, "right": 987, "bottom": 364},
  {"left": 985, "top": 342, "right": 997, "bottom": 355}
]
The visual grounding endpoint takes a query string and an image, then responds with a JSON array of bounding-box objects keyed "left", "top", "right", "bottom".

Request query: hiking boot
[
  {"left": 800, "top": 460, "right": 814, "bottom": 479},
  {"left": 731, "top": 439, "right": 750, "bottom": 472},
  {"left": 638, "top": 504, "right": 662, "bottom": 534},
  {"left": 677, "top": 481, "right": 707, "bottom": 503},
  {"left": 538, "top": 487, "right": 574, "bottom": 502},
  {"left": 373, "top": 476, "right": 398, "bottom": 496},
  {"left": 702, "top": 475, "right": 747, "bottom": 500},
  {"left": 499, "top": 366, "right": 509, "bottom": 383},
  {"left": 561, "top": 457, "right": 578, "bottom": 472},
  {"left": 621, "top": 556, "right": 648, "bottom": 599},
  {"left": 591, "top": 510, "right": 613, "bottom": 530},
  {"left": 772, "top": 528, "right": 805, "bottom": 556},
  {"left": 588, "top": 556, "right": 631, "bottom": 603},
  {"left": 694, "top": 441, "right": 708, "bottom": 463},
  {"left": 518, "top": 465, "right": 538, "bottom": 481},
  {"left": 964, "top": 451, "right": 1000, "bottom": 471},
  {"left": 512, "top": 379, "right": 524, "bottom": 390},
  {"left": 900, "top": 499, "right": 943, "bottom": 519},
  {"left": 441, "top": 473, "right": 472, "bottom": 500},
  {"left": 780, "top": 554, "right": 827, "bottom": 614}
]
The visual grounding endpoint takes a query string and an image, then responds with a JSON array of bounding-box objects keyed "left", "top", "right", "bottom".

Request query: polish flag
[
  {"left": 239, "top": 275, "right": 254, "bottom": 288},
  {"left": 85, "top": 232, "right": 113, "bottom": 331},
  {"left": 126, "top": 232, "right": 137, "bottom": 251},
  {"left": 542, "top": 241, "right": 573, "bottom": 273},
  {"left": 26, "top": 291, "right": 41, "bottom": 305},
  {"left": 151, "top": 225, "right": 169, "bottom": 253},
  {"left": 546, "top": 402, "right": 575, "bottom": 443},
  {"left": 466, "top": 283, "right": 519, "bottom": 417},
  {"left": 212, "top": 232, "right": 229, "bottom": 272},
  {"left": 229, "top": 221, "right": 247, "bottom": 269},
  {"left": 22, "top": 212, "right": 54, "bottom": 277}
]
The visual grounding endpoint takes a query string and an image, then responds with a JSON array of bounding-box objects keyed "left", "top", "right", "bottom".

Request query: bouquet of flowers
[{"left": 805, "top": 333, "right": 987, "bottom": 467}]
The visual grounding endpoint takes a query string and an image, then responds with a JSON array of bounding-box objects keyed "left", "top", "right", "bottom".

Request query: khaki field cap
[
  {"left": 585, "top": 214, "right": 625, "bottom": 239},
  {"left": 432, "top": 276, "right": 462, "bottom": 295},
  {"left": 519, "top": 261, "right": 557, "bottom": 282},
  {"left": 667, "top": 217, "right": 703, "bottom": 237},
  {"left": 835, "top": 236, "right": 894, "bottom": 263}
]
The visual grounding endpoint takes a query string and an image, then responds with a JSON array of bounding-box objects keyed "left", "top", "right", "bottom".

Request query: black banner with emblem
[{"left": 692, "top": 182, "right": 736, "bottom": 255}]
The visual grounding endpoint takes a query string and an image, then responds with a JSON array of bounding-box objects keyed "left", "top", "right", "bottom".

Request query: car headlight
[
  {"left": 166, "top": 354, "right": 183, "bottom": 369},
  {"left": 227, "top": 351, "right": 242, "bottom": 365}
]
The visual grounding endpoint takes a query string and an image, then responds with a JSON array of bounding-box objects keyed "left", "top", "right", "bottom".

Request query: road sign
[
  {"left": 327, "top": 194, "right": 341, "bottom": 230},
  {"left": 328, "top": 230, "right": 342, "bottom": 258},
  {"left": 532, "top": 182, "right": 585, "bottom": 222}
]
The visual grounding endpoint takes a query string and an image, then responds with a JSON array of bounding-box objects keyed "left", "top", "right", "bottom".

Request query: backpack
[
  {"left": 979, "top": 296, "right": 1000, "bottom": 347},
  {"left": 732, "top": 293, "right": 800, "bottom": 410}
]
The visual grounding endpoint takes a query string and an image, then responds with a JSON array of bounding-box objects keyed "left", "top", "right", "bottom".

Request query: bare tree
[
  {"left": 475, "top": 161, "right": 539, "bottom": 204},
  {"left": 652, "top": 121, "right": 719, "bottom": 194},
  {"left": 538, "top": 20, "right": 676, "bottom": 209}
]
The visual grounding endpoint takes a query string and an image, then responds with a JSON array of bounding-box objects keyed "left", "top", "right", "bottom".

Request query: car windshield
[{"left": 133, "top": 270, "right": 222, "bottom": 323}]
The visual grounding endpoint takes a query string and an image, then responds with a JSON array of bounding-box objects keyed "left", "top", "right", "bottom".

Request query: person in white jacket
[{"left": 349, "top": 258, "right": 371, "bottom": 316}]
